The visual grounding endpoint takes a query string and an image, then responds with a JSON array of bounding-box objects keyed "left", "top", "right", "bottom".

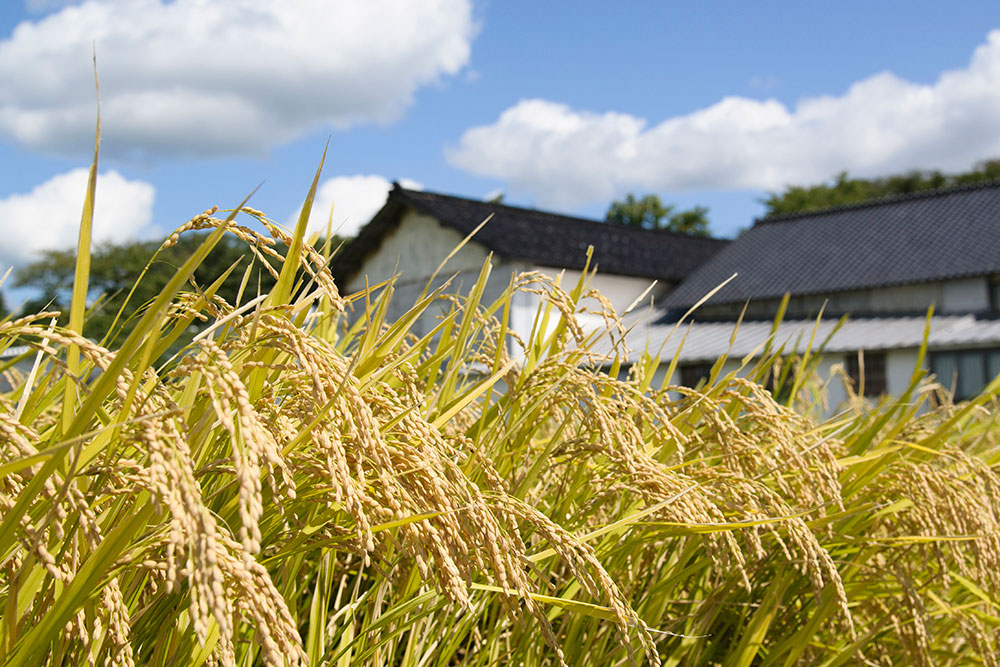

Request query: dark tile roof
[
  {"left": 332, "top": 185, "right": 729, "bottom": 286},
  {"left": 663, "top": 181, "right": 1000, "bottom": 309}
]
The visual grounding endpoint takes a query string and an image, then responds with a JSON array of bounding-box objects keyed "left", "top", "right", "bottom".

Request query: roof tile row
[
  {"left": 333, "top": 185, "right": 729, "bottom": 285},
  {"left": 665, "top": 181, "right": 1000, "bottom": 308}
]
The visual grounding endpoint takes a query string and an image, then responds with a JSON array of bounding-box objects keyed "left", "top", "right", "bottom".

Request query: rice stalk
[{"left": 0, "top": 188, "right": 997, "bottom": 666}]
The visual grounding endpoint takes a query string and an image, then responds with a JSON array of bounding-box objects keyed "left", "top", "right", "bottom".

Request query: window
[
  {"left": 931, "top": 348, "right": 1000, "bottom": 400},
  {"left": 991, "top": 279, "right": 1000, "bottom": 313},
  {"left": 679, "top": 363, "right": 713, "bottom": 389},
  {"left": 845, "top": 350, "right": 887, "bottom": 397}
]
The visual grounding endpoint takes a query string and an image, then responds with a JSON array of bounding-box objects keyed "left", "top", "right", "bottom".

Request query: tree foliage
[
  {"left": 605, "top": 193, "right": 711, "bottom": 236},
  {"left": 763, "top": 159, "right": 1000, "bottom": 217},
  {"left": 14, "top": 234, "right": 284, "bottom": 346}
]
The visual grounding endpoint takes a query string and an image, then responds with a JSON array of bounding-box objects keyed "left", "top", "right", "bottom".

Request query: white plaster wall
[
  {"left": 342, "top": 215, "right": 658, "bottom": 352},
  {"left": 345, "top": 273, "right": 471, "bottom": 338},
  {"left": 342, "top": 209, "right": 501, "bottom": 337},
  {"left": 343, "top": 210, "right": 681, "bottom": 348},
  {"left": 533, "top": 266, "right": 670, "bottom": 348},
  {"left": 344, "top": 210, "right": 491, "bottom": 294},
  {"left": 544, "top": 267, "right": 668, "bottom": 316}
]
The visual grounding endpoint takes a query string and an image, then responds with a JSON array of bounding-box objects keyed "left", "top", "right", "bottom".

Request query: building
[
  {"left": 333, "top": 181, "right": 1000, "bottom": 408},
  {"left": 638, "top": 182, "right": 1000, "bottom": 405},
  {"left": 332, "top": 184, "right": 728, "bottom": 340}
]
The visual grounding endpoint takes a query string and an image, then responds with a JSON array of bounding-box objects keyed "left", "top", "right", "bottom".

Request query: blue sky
[{"left": 3, "top": 0, "right": 1000, "bottom": 275}]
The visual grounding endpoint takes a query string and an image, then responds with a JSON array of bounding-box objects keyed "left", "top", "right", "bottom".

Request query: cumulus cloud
[
  {"left": 0, "top": 0, "right": 475, "bottom": 158},
  {"left": 0, "top": 169, "right": 156, "bottom": 268},
  {"left": 448, "top": 30, "right": 1000, "bottom": 208},
  {"left": 290, "top": 175, "right": 423, "bottom": 238}
]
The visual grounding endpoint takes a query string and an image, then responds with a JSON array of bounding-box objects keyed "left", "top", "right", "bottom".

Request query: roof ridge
[
  {"left": 754, "top": 178, "right": 1000, "bottom": 225},
  {"left": 392, "top": 183, "right": 730, "bottom": 244}
]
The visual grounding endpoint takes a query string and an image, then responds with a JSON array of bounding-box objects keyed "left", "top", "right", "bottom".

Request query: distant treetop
[
  {"left": 605, "top": 193, "right": 711, "bottom": 236},
  {"left": 762, "top": 159, "right": 1000, "bottom": 217}
]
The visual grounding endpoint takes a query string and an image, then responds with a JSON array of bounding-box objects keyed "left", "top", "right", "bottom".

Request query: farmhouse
[
  {"left": 332, "top": 183, "right": 728, "bottom": 339},
  {"left": 333, "top": 181, "right": 1000, "bottom": 408},
  {"left": 642, "top": 181, "right": 1000, "bottom": 405}
]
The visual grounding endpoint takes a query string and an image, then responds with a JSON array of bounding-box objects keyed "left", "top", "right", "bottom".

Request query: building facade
[
  {"left": 334, "top": 181, "right": 1000, "bottom": 410},
  {"left": 332, "top": 184, "right": 727, "bottom": 345},
  {"left": 650, "top": 182, "right": 1000, "bottom": 407}
]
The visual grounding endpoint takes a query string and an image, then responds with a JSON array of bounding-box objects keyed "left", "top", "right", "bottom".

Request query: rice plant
[{"left": 0, "top": 138, "right": 999, "bottom": 666}]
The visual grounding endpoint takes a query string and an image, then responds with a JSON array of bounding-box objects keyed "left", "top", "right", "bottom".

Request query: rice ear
[{"left": 4, "top": 154, "right": 1000, "bottom": 666}]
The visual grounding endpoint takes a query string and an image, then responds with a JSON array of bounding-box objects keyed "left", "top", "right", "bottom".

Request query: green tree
[
  {"left": 763, "top": 159, "right": 1000, "bottom": 217},
  {"left": 14, "top": 233, "right": 287, "bottom": 348},
  {"left": 605, "top": 193, "right": 711, "bottom": 236}
]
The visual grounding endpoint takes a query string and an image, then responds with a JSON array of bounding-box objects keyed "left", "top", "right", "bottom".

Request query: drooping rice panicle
[{"left": 0, "top": 189, "right": 998, "bottom": 667}]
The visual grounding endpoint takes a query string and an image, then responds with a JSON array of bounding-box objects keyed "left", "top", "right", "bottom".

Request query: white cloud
[
  {"left": 0, "top": 169, "right": 156, "bottom": 268},
  {"left": 290, "top": 175, "right": 423, "bottom": 238},
  {"left": 448, "top": 30, "right": 1000, "bottom": 208},
  {"left": 0, "top": 0, "right": 475, "bottom": 158}
]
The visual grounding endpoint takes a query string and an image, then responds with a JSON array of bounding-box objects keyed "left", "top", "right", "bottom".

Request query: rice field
[{"left": 0, "top": 144, "right": 999, "bottom": 666}]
